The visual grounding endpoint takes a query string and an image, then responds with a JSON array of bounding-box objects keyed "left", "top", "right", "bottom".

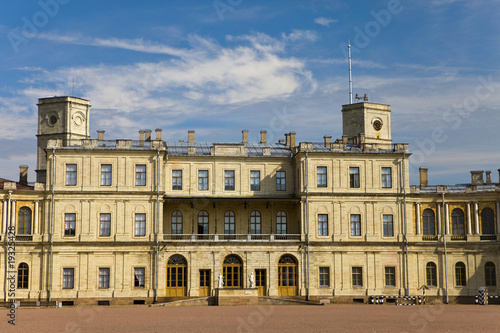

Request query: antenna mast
[{"left": 348, "top": 41, "right": 352, "bottom": 104}]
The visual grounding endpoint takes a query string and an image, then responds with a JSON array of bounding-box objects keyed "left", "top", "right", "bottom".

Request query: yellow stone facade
[{"left": 0, "top": 96, "right": 498, "bottom": 305}]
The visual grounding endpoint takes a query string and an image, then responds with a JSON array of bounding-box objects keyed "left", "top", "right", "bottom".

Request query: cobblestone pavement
[{"left": 1, "top": 304, "right": 499, "bottom": 332}]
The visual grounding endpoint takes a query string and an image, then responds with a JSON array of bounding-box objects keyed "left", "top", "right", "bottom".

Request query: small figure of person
[
  {"left": 249, "top": 272, "right": 256, "bottom": 288},
  {"left": 218, "top": 273, "right": 224, "bottom": 288}
]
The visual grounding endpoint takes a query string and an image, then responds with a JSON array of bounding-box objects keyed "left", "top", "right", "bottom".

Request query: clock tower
[
  {"left": 341, "top": 102, "right": 392, "bottom": 149},
  {"left": 36, "top": 96, "right": 91, "bottom": 183}
]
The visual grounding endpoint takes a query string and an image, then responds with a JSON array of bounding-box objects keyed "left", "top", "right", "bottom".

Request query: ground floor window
[
  {"left": 352, "top": 267, "right": 362, "bottom": 287},
  {"left": 319, "top": 267, "right": 330, "bottom": 287},
  {"left": 384, "top": 267, "right": 396, "bottom": 287}
]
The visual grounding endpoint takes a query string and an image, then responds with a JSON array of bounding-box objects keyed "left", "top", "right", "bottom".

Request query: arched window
[
  {"left": 18, "top": 207, "right": 32, "bottom": 235},
  {"left": 455, "top": 262, "right": 466, "bottom": 286},
  {"left": 422, "top": 209, "right": 435, "bottom": 235},
  {"left": 250, "top": 211, "right": 261, "bottom": 235},
  {"left": 481, "top": 208, "right": 495, "bottom": 235},
  {"left": 17, "top": 263, "right": 29, "bottom": 289},
  {"left": 426, "top": 262, "right": 437, "bottom": 287},
  {"left": 451, "top": 209, "right": 465, "bottom": 235},
  {"left": 485, "top": 262, "right": 496, "bottom": 287},
  {"left": 278, "top": 255, "right": 298, "bottom": 296},
  {"left": 224, "top": 211, "right": 235, "bottom": 235},
  {"left": 171, "top": 210, "right": 183, "bottom": 234},
  {"left": 197, "top": 210, "right": 209, "bottom": 235},
  {"left": 276, "top": 211, "right": 287, "bottom": 235},
  {"left": 166, "top": 255, "right": 187, "bottom": 296},
  {"left": 223, "top": 255, "right": 242, "bottom": 288}
]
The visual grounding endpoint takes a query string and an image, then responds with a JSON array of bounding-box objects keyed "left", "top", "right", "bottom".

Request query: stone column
[
  {"left": 415, "top": 203, "right": 421, "bottom": 235},
  {"left": 34, "top": 201, "right": 39, "bottom": 234},
  {"left": 2, "top": 200, "right": 7, "bottom": 234},
  {"left": 437, "top": 203, "right": 442, "bottom": 235},
  {"left": 473, "top": 202, "right": 479, "bottom": 234},
  {"left": 10, "top": 200, "right": 16, "bottom": 229},
  {"left": 444, "top": 203, "right": 449, "bottom": 235},
  {"left": 496, "top": 201, "right": 500, "bottom": 235},
  {"left": 466, "top": 202, "right": 472, "bottom": 235}
]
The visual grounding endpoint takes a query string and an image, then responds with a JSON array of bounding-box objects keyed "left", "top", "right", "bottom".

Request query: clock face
[
  {"left": 373, "top": 120, "right": 382, "bottom": 131},
  {"left": 74, "top": 116, "right": 83, "bottom": 126},
  {"left": 49, "top": 115, "right": 58, "bottom": 126}
]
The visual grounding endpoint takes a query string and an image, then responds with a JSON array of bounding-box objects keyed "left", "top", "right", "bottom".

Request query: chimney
[
  {"left": 485, "top": 171, "right": 491, "bottom": 185},
  {"left": 155, "top": 128, "right": 162, "bottom": 141},
  {"left": 419, "top": 167, "right": 428, "bottom": 188},
  {"left": 19, "top": 165, "right": 28, "bottom": 186},
  {"left": 285, "top": 133, "right": 290, "bottom": 146},
  {"left": 139, "top": 130, "right": 145, "bottom": 147},
  {"left": 323, "top": 135, "right": 332, "bottom": 148},
  {"left": 260, "top": 130, "right": 267, "bottom": 144},
  {"left": 289, "top": 132, "right": 296, "bottom": 148},
  {"left": 97, "top": 130, "right": 105, "bottom": 141},
  {"left": 188, "top": 130, "right": 195, "bottom": 143},
  {"left": 470, "top": 170, "right": 484, "bottom": 185},
  {"left": 242, "top": 130, "right": 248, "bottom": 143},
  {"left": 145, "top": 129, "right": 152, "bottom": 141}
]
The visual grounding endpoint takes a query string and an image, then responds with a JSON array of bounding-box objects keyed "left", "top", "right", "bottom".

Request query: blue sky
[{"left": 0, "top": 0, "right": 499, "bottom": 185}]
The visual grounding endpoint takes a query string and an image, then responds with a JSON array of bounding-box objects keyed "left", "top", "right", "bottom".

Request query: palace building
[{"left": 0, "top": 96, "right": 498, "bottom": 306}]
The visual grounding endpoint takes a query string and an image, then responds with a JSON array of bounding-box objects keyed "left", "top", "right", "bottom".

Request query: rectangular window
[
  {"left": 385, "top": 267, "right": 396, "bottom": 287},
  {"left": 172, "top": 170, "right": 182, "bottom": 190},
  {"left": 352, "top": 267, "right": 363, "bottom": 287},
  {"left": 350, "top": 214, "right": 361, "bottom": 236},
  {"left": 225, "top": 170, "right": 235, "bottom": 191},
  {"left": 276, "top": 171, "right": 286, "bottom": 191},
  {"left": 383, "top": 214, "right": 394, "bottom": 237},
  {"left": 135, "top": 165, "right": 146, "bottom": 186},
  {"left": 135, "top": 213, "right": 146, "bottom": 237},
  {"left": 318, "top": 214, "right": 328, "bottom": 236},
  {"left": 134, "top": 267, "right": 145, "bottom": 288},
  {"left": 382, "top": 167, "right": 392, "bottom": 188},
  {"left": 317, "top": 167, "right": 327, "bottom": 187},
  {"left": 319, "top": 267, "right": 330, "bottom": 287},
  {"left": 63, "top": 268, "right": 74, "bottom": 289},
  {"left": 198, "top": 170, "right": 209, "bottom": 191},
  {"left": 66, "top": 164, "right": 77, "bottom": 186},
  {"left": 64, "top": 213, "right": 76, "bottom": 237},
  {"left": 99, "top": 268, "right": 110, "bottom": 288},
  {"left": 100, "top": 164, "right": 112, "bottom": 186},
  {"left": 349, "top": 167, "right": 360, "bottom": 188},
  {"left": 250, "top": 170, "right": 260, "bottom": 191},
  {"left": 99, "top": 213, "right": 111, "bottom": 237}
]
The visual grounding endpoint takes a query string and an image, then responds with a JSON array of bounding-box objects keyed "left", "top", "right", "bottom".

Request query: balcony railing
[
  {"left": 422, "top": 235, "right": 438, "bottom": 241},
  {"left": 15, "top": 235, "right": 33, "bottom": 242},
  {"left": 480, "top": 235, "right": 497, "bottom": 241},
  {"left": 450, "top": 235, "right": 467, "bottom": 241},
  {"left": 163, "top": 234, "right": 301, "bottom": 242}
]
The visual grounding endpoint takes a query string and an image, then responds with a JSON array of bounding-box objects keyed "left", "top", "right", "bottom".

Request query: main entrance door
[
  {"left": 255, "top": 269, "right": 266, "bottom": 296},
  {"left": 223, "top": 255, "right": 242, "bottom": 288},
  {"left": 199, "top": 269, "right": 211, "bottom": 296},
  {"left": 166, "top": 255, "right": 187, "bottom": 297},
  {"left": 278, "top": 255, "right": 298, "bottom": 296}
]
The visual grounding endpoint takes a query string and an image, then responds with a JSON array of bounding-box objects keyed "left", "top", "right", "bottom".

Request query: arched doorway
[
  {"left": 223, "top": 255, "right": 242, "bottom": 288},
  {"left": 166, "top": 255, "right": 187, "bottom": 297},
  {"left": 278, "top": 255, "right": 298, "bottom": 296}
]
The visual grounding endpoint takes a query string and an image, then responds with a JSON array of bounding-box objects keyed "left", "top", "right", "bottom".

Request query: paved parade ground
[{"left": 1, "top": 304, "right": 499, "bottom": 332}]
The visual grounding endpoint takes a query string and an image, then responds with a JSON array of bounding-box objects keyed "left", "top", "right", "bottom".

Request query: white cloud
[{"left": 314, "top": 17, "right": 338, "bottom": 27}]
